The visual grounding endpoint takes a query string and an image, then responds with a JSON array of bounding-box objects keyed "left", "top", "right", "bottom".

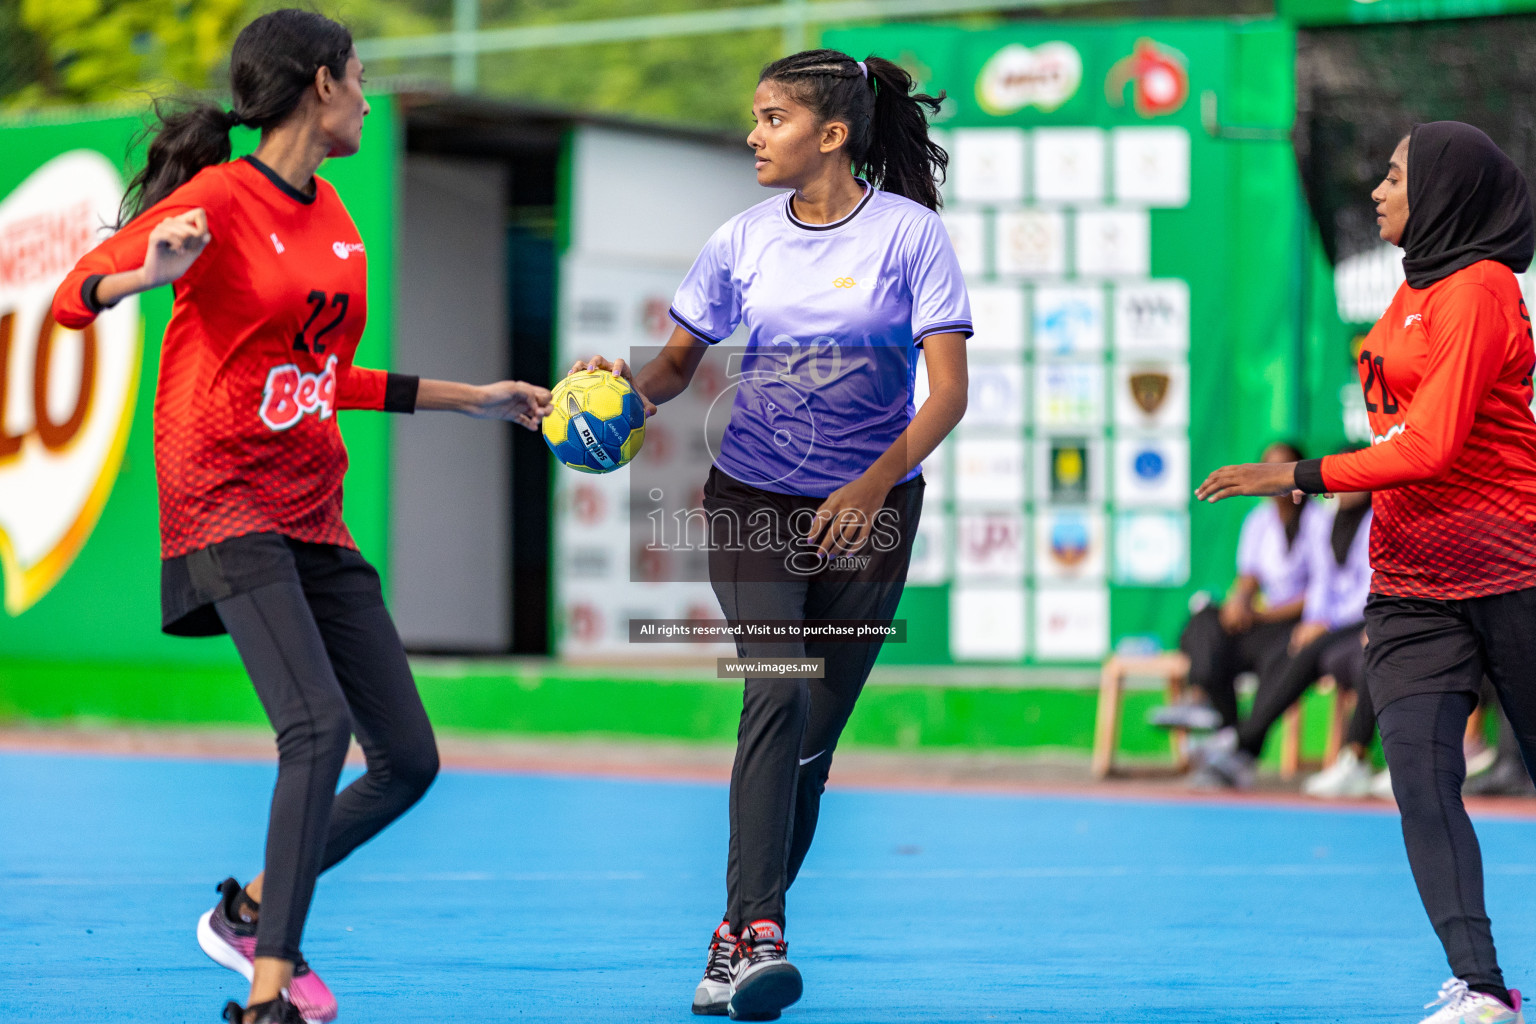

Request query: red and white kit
[
  {"left": 52, "top": 157, "right": 410, "bottom": 558},
  {"left": 1318, "top": 260, "right": 1536, "bottom": 599}
]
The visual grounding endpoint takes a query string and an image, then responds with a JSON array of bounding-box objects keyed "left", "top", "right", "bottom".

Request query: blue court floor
[{"left": 5, "top": 750, "right": 1536, "bottom": 1023}]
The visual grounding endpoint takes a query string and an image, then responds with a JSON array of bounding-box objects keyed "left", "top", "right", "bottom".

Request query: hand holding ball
[{"left": 543, "top": 368, "right": 647, "bottom": 473}]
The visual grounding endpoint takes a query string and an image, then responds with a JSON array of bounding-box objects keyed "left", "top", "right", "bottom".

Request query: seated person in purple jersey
[
  {"left": 1192, "top": 473, "right": 1375, "bottom": 791},
  {"left": 1152, "top": 441, "right": 1317, "bottom": 733}
]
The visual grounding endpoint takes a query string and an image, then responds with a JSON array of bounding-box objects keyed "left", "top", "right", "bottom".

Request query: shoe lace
[
  {"left": 705, "top": 933, "right": 735, "bottom": 982},
  {"left": 1426, "top": 978, "right": 1474, "bottom": 1012},
  {"left": 740, "top": 932, "right": 787, "bottom": 965}
]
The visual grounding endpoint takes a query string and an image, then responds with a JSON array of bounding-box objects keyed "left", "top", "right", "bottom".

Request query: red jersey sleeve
[
  {"left": 1320, "top": 282, "right": 1512, "bottom": 492},
  {"left": 338, "top": 364, "right": 419, "bottom": 413},
  {"left": 52, "top": 171, "right": 230, "bottom": 330}
]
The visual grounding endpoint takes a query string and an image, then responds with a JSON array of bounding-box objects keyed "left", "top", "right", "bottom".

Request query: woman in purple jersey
[{"left": 579, "top": 49, "right": 971, "bottom": 1021}]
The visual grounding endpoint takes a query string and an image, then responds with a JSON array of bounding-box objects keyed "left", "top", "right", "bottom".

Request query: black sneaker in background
[
  {"left": 222, "top": 995, "right": 305, "bottom": 1024},
  {"left": 1465, "top": 756, "right": 1536, "bottom": 797}
]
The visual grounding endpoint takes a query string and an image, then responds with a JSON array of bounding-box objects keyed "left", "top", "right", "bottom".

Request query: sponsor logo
[
  {"left": 331, "top": 240, "right": 365, "bottom": 260},
  {"left": 270, "top": 233, "right": 285, "bottom": 254},
  {"left": 833, "top": 277, "right": 857, "bottom": 289},
  {"left": 1404, "top": 313, "right": 1423, "bottom": 328},
  {"left": 975, "top": 42, "right": 1083, "bottom": 116},
  {"left": 0, "top": 150, "right": 141, "bottom": 615},
  {"left": 1050, "top": 438, "right": 1090, "bottom": 502},
  {"left": 1105, "top": 39, "right": 1189, "bottom": 118},
  {"left": 1049, "top": 513, "right": 1092, "bottom": 568},
  {"left": 1133, "top": 448, "right": 1166, "bottom": 482},
  {"left": 1129, "top": 370, "right": 1171, "bottom": 415},
  {"left": 259, "top": 355, "right": 337, "bottom": 431}
]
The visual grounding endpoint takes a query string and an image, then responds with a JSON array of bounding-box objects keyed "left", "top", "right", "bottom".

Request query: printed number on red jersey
[{"left": 260, "top": 355, "right": 337, "bottom": 431}]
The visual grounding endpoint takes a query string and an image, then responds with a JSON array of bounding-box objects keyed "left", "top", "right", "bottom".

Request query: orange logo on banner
[
  {"left": 1105, "top": 39, "right": 1190, "bottom": 118},
  {"left": 0, "top": 151, "right": 141, "bottom": 615}
]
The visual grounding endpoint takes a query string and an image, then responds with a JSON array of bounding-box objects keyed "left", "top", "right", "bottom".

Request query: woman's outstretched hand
[
  {"left": 1195, "top": 461, "right": 1299, "bottom": 503},
  {"left": 569, "top": 354, "right": 657, "bottom": 417},
  {"left": 468, "top": 381, "right": 554, "bottom": 429}
]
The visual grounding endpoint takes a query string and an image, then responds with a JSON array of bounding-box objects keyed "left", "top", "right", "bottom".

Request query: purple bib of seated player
[{"left": 670, "top": 184, "right": 972, "bottom": 498}]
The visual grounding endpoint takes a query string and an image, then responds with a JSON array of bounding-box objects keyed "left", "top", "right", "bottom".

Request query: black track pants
[
  {"left": 1366, "top": 587, "right": 1536, "bottom": 991},
  {"left": 703, "top": 468, "right": 921, "bottom": 932},
  {"left": 1237, "top": 622, "right": 1372, "bottom": 758},
  {"left": 1178, "top": 606, "right": 1294, "bottom": 729},
  {"left": 215, "top": 544, "right": 439, "bottom": 963}
]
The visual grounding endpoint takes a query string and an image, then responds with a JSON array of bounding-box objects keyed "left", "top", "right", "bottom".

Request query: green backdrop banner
[
  {"left": 1280, "top": 0, "right": 1536, "bottom": 24},
  {"left": 0, "top": 98, "right": 398, "bottom": 666},
  {"left": 823, "top": 20, "right": 1344, "bottom": 665}
]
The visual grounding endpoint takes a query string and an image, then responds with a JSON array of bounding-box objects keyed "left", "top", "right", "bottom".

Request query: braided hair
[{"left": 760, "top": 49, "right": 948, "bottom": 211}]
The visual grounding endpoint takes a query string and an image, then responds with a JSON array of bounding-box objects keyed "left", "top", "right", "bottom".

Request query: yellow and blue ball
[{"left": 542, "top": 369, "right": 646, "bottom": 473}]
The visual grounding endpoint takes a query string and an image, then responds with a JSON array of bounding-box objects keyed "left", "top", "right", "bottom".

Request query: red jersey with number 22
[
  {"left": 1320, "top": 260, "right": 1536, "bottom": 598},
  {"left": 53, "top": 157, "right": 390, "bottom": 559}
]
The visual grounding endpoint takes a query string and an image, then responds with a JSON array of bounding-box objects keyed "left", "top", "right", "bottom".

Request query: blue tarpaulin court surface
[{"left": 5, "top": 749, "right": 1536, "bottom": 1023}]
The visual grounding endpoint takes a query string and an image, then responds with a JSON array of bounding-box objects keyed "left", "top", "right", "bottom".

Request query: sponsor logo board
[
  {"left": 0, "top": 151, "right": 140, "bottom": 615},
  {"left": 950, "top": 584, "right": 1028, "bottom": 660},
  {"left": 975, "top": 42, "right": 1083, "bottom": 116}
]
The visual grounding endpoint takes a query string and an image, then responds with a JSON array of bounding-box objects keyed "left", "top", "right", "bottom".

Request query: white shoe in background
[
  {"left": 1371, "top": 767, "right": 1395, "bottom": 802},
  {"left": 1303, "top": 748, "right": 1373, "bottom": 798}
]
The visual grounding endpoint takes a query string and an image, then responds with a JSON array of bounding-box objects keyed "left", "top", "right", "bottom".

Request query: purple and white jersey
[{"left": 670, "top": 184, "right": 972, "bottom": 497}]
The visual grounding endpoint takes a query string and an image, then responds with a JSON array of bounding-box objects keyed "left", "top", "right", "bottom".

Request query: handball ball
[{"left": 543, "top": 369, "right": 647, "bottom": 473}]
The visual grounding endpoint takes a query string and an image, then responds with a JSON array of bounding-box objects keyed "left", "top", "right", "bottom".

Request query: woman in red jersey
[
  {"left": 1198, "top": 122, "right": 1536, "bottom": 1024},
  {"left": 52, "top": 11, "right": 552, "bottom": 1024}
]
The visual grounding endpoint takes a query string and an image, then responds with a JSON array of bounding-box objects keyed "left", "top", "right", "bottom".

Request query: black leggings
[
  {"left": 1236, "top": 623, "right": 1376, "bottom": 758},
  {"left": 216, "top": 543, "right": 438, "bottom": 963},
  {"left": 1366, "top": 589, "right": 1536, "bottom": 992},
  {"left": 704, "top": 468, "right": 921, "bottom": 932}
]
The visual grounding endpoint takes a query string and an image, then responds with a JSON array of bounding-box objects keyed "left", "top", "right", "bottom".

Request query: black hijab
[{"left": 1401, "top": 121, "right": 1535, "bottom": 289}]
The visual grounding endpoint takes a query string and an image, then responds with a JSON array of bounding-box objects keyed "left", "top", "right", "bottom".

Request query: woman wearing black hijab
[{"left": 1198, "top": 122, "right": 1536, "bottom": 1024}]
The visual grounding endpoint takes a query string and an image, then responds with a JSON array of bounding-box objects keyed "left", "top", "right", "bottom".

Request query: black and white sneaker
[
  {"left": 692, "top": 919, "right": 736, "bottom": 1015},
  {"left": 726, "top": 919, "right": 802, "bottom": 1021},
  {"left": 222, "top": 995, "right": 305, "bottom": 1024}
]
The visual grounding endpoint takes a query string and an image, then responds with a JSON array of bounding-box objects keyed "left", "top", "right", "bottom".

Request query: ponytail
[
  {"left": 760, "top": 49, "right": 949, "bottom": 210},
  {"left": 118, "top": 102, "right": 237, "bottom": 226},
  {"left": 117, "top": 8, "right": 353, "bottom": 226}
]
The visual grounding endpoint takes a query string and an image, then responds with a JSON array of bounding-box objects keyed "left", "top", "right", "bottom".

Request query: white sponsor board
[
  {"left": 967, "top": 284, "right": 1026, "bottom": 353},
  {"left": 1112, "top": 127, "right": 1191, "bottom": 208},
  {"left": 1032, "top": 128, "right": 1106, "bottom": 203},
  {"left": 1075, "top": 209, "right": 1150, "bottom": 277},
  {"left": 1032, "top": 284, "right": 1105, "bottom": 356},
  {"left": 952, "top": 128, "right": 1027, "bottom": 204},
  {"left": 954, "top": 437, "right": 1027, "bottom": 505},
  {"left": 1035, "top": 510, "right": 1107, "bottom": 583},
  {"left": 956, "top": 511, "right": 1027, "bottom": 580},
  {"left": 995, "top": 209, "right": 1068, "bottom": 277},
  {"left": 951, "top": 584, "right": 1028, "bottom": 660},
  {"left": 1033, "top": 586, "right": 1109, "bottom": 659},
  {"left": 1114, "top": 511, "right": 1190, "bottom": 586},
  {"left": 1112, "top": 434, "right": 1190, "bottom": 507},
  {"left": 1113, "top": 279, "right": 1189, "bottom": 354}
]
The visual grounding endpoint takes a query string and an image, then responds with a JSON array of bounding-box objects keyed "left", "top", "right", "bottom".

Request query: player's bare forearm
[
  {"left": 868, "top": 333, "right": 968, "bottom": 490},
  {"left": 417, "top": 378, "right": 553, "bottom": 429},
  {"left": 92, "top": 267, "right": 155, "bottom": 308},
  {"left": 1196, "top": 461, "right": 1298, "bottom": 502},
  {"left": 633, "top": 326, "right": 708, "bottom": 407}
]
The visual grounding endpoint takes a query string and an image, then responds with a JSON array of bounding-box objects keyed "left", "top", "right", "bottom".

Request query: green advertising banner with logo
[
  {"left": 0, "top": 100, "right": 397, "bottom": 668},
  {"left": 1279, "top": 0, "right": 1536, "bottom": 24},
  {"left": 824, "top": 20, "right": 1334, "bottom": 665}
]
